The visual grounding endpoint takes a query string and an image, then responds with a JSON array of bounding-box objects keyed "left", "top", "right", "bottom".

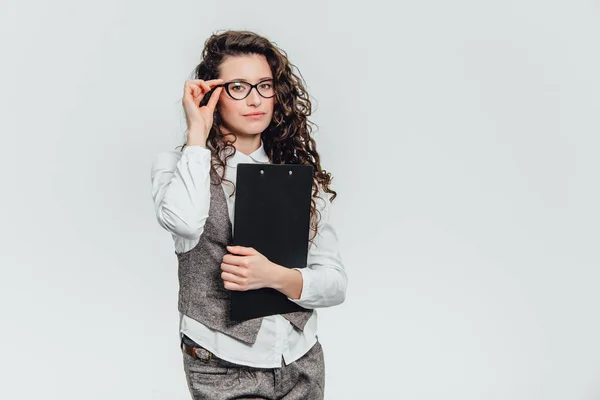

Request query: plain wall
[{"left": 1, "top": 0, "right": 599, "bottom": 398}]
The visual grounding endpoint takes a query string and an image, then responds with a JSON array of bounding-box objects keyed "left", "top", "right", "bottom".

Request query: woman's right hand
[{"left": 182, "top": 79, "right": 224, "bottom": 144}]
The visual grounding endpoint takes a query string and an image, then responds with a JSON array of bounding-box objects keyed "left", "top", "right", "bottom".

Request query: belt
[{"left": 180, "top": 336, "right": 214, "bottom": 362}]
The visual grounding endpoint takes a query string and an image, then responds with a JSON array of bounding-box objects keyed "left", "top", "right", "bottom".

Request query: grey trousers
[{"left": 181, "top": 336, "right": 325, "bottom": 400}]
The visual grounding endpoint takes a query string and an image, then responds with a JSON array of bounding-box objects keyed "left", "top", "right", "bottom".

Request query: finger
[
  {"left": 223, "top": 281, "right": 245, "bottom": 291},
  {"left": 205, "top": 78, "right": 225, "bottom": 86},
  {"left": 220, "top": 262, "right": 247, "bottom": 277},
  {"left": 183, "top": 83, "right": 195, "bottom": 100},
  {"left": 206, "top": 87, "right": 223, "bottom": 111},
  {"left": 222, "top": 254, "right": 247, "bottom": 267},
  {"left": 192, "top": 83, "right": 209, "bottom": 97},
  {"left": 189, "top": 79, "right": 224, "bottom": 88},
  {"left": 193, "top": 80, "right": 208, "bottom": 93},
  {"left": 197, "top": 83, "right": 212, "bottom": 104},
  {"left": 191, "top": 86, "right": 200, "bottom": 100},
  {"left": 221, "top": 271, "right": 245, "bottom": 285},
  {"left": 226, "top": 245, "right": 256, "bottom": 256},
  {"left": 185, "top": 81, "right": 208, "bottom": 93},
  {"left": 184, "top": 83, "right": 203, "bottom": 104},
  {"left": 192, "top": 86, "right": 204, "bottom": 106}
]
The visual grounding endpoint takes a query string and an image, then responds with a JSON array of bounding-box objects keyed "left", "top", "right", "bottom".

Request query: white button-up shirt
[{"left": 150, "top": 140, "right": 347, "bottom": 368}]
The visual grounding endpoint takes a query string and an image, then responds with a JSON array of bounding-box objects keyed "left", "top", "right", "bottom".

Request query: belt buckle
[
  {"left": 194, "top": 347, "right": 213, "bottom": 363},
  {"left": 180, "top": 337, "right": 213, "bottom": 363}
]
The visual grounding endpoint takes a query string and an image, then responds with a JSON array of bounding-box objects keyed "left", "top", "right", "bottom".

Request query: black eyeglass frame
[{"left": 214, "top": 78, "right": 276, "bottom": 100}]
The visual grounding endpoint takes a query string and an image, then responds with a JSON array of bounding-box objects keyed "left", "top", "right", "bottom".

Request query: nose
[{"left": 246, "top": 87, "right": 262, "bottom": 107}]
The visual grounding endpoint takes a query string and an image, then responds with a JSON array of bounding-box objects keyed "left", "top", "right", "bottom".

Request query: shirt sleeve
[
  {"left": 287, "top": 190, "right": 348, "bottom": 309},
  {"left": 150, "top": 145, "right": 212, "bottom": 240}
]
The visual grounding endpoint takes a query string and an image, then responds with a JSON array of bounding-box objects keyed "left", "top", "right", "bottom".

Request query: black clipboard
[{"left": 230, "top": 163, "right": 313, "bottom": 321}]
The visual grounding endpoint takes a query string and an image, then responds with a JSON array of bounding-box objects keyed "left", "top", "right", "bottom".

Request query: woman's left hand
[{"left": 221, "top": 246, "right": 279, "bottom": 291}]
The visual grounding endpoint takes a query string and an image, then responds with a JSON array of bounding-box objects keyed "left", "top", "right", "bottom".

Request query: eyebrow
[{"left": 229, "top": 76, "right": 273, "bottom": 82}]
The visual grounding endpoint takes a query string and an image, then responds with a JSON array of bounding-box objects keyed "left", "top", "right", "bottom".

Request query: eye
[
  {"left": 227, "top": 81, "right": 250, "bottom": 92},
  {"left": 259, "top": 82, "right": 272, "bottom": 89}
]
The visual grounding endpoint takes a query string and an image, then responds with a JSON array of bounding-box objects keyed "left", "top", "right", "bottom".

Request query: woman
[{"left": 150, "top": 30, "right": 347, "bottom": 400}]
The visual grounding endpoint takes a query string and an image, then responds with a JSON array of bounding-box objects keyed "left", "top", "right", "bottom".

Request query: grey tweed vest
[{"left": 176, "top": 168, "right": 314, "bottom": 345}]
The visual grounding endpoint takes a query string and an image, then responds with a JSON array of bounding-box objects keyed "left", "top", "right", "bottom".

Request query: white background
[{"left": 1, "top": 0, "right": 599, "bottom": 399}]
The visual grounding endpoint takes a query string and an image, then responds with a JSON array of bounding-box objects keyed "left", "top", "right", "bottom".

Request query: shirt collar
[{"left": 225, "top": 139, "right": 270, "bottom": 167}]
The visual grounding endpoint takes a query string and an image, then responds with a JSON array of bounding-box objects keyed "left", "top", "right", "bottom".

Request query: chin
[
  {"left": 236, "top": 123, "right": 271, "bottom": 135},
  {"left": 232, "top": 128, "right": 263, "bottom": 136}
]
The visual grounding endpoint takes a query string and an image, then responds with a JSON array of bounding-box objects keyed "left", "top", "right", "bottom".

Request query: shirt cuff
[
  {"left": 287, "top": 267, "right": 312, "bottom": 305},
  {"left": 183, "top": 145, "right": 211, "bottom": 156}
]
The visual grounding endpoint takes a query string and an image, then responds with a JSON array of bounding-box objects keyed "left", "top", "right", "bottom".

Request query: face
[{"left": 216, "top": 54, "right": 275, "bottom": 138}]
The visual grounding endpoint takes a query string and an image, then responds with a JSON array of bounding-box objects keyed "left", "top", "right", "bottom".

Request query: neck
[{"left": 223, "top": 130, "right": 262, "bottom": 156}]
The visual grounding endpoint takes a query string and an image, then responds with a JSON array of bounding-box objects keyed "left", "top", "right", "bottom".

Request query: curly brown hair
[{"left": 177, "top": 30, "right": 337, "bottom": 243}]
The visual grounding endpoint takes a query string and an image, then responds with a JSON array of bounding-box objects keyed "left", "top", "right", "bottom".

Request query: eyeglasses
[{"left": 216, "top": 78, "right": 275, "bottom": 100}]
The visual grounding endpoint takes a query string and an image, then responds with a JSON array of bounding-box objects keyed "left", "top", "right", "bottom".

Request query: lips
[{"left": 243, "top": 112, "right": 265, "bottom": 116}]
